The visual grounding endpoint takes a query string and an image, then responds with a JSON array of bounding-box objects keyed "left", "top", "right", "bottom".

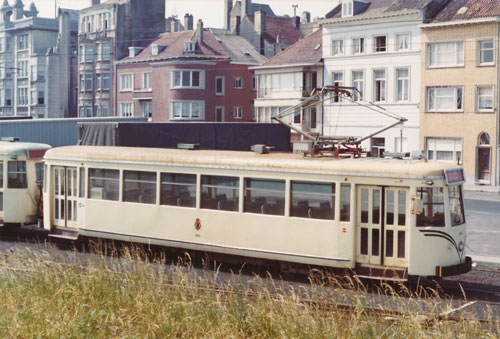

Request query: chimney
[
  {"left": 13, "top": 0, "right": 23, "bottom": 20},
  {"left": 235, "top": 16, "right": 241, "bottom": 35},
  {"left": 301, "top": 11, "right": 311, "bottom": 24},
  {"left": 184, "top": 13, "right": 193, "bottom": 30},
  {"left": 92, "top": 0, "right": 100, "bottom": 5},
  {"left": 241, "top": 0, "right": 251, "bottom": 17},
  {"left": 224, "top": 0, "right": 232, "bottom": 30},
  {"left": 171, "top": 19, "right": 179, "bottom": 32},
  {"left": 255, "top": 8, "right": 266, "bottom": 35},
  {"left": 294, "top": 16, "right": 300, "bottom": 28},
  {"left": 196, "top": 19, "right": 203, "bottom": 44}
]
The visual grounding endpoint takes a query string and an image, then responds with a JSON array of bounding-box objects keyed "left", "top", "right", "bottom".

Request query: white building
[{"left": 321, "top": 0, "right": 447, "bottom": 156}]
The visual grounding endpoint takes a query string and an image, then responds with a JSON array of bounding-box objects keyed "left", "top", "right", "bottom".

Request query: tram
[
  {"left": 0, "top": 139, "right": 51, "bottom": 226},
  {"left": 42, "top": 145, "right": 471, "bottom": 279}
]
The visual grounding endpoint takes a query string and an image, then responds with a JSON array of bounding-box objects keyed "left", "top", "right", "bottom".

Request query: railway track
[{"left": 0, "top": 229, "right": 499, "bottom": 327}]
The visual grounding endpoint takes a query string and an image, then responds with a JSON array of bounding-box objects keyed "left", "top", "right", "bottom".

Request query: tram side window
[
  {"left": 201, "top": 175, "right": 239, "bottom": 212},
  {"left": 79, "top": 167, "right": 85, "bottom": 198},
  {"left": 160, "top": 173, "right": 196, "bottom": 208},
  {"left": 416, "top": 187, "right": 445, "bottom": 227},
  {"left": 290, "top": 181, "right": 335, "bottom": 220},
  {"left": 244, "top": 178, "right": 285, "bottom": 216},
  {"left": 7, "top": 161, "right": 27, "bottom": 189},
  {"left": 340, "top": 183, "right": 351, "bottom": 222},
  {"left": 449, "top": 185, "right": 465, "bottom": 226},
  {"left": 123, "top": 170, "right": 157, "bottom": 204},
  {"left": 88, "top": 168, "right": 119, "bottom": 201}
]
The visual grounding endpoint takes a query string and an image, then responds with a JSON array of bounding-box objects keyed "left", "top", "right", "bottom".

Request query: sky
[{"left": 30, "top": 0, "right": 337, "bottom": 28}]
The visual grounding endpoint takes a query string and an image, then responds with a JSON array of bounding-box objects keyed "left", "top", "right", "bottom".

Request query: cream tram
[
  {"left": 0, "top": 140, "right": 51, "bottom": 226},
  {"left": 42, "top": 146, "right": 471, "bottom": 279}
]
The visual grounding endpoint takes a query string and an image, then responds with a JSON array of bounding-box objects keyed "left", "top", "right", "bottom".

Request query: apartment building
[
  {"left": 420, "top": 0, "right": 500, "bottom": 186},
  {"left": 78, "top": 0, "right": 165, "bottom": 117},
  {"left": 0, "top": 1, "right": 78, "bottom": 118},
  {"left": 115, "top": 21, "right": 265, "bottom": 122}
]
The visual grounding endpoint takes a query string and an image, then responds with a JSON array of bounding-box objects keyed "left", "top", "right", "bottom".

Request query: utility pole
[{"left": 292, "top": 4, "right": 298, "bottom": 17}]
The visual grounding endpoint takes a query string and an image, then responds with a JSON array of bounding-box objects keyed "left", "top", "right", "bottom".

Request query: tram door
[
  {"left": 53, "top": 167, "right": 78, "bottom": 228},
  {"left": 357, "top": 186, "right": 409, "bottom": 267}
]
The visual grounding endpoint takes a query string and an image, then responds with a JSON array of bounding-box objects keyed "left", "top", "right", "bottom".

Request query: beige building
[{"left": 421, "top": 4, "right": 500, "bottom": 187}]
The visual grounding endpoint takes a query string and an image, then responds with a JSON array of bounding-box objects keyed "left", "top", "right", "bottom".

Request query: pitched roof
[
  {"left": 118, "top": 28, "right": 265, "bottom": 65},
  {"left": 261, "top": 28, "right": 322, "bottom": 67},
  {"left": 248, "top": 15, "right": 301, "bottom": 45},
  {"left": 232, "top": 1, "right": 276, "bottom": 18},
  {"left": 432, "top": 0, "right": 500, "bottom": 22}
]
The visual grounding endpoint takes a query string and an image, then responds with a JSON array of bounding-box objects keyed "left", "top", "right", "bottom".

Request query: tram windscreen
[
  {"left": 449, "top": 185, "right": 465, "bottom": 226},
  {"left": 416, "top": 187, "right": 445, "bottom": 227}
]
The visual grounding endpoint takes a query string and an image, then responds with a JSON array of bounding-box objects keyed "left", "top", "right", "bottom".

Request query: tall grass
[{"left": 0, "top": 246, "right": 496, "bottom": 338}]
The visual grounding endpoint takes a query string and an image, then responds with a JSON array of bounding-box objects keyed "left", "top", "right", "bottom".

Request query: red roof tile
[
  {"left": 249, "top": 15, "right": 301, "bottom": 45},
  {"left": 432, "top": 0, "right": 500, "bottom": 22},
  {"left": 262, "top": 28, "right": 322, "bottom": 67}
]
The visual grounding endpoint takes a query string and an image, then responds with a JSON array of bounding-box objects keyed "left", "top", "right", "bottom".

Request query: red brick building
[{"left": 115, "top": 20, "right": 266, "bottom": 122}]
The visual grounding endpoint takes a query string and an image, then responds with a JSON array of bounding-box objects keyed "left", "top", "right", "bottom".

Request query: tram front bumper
[{"left": 436, "top": 256, "right": 472, "bottom": 278}]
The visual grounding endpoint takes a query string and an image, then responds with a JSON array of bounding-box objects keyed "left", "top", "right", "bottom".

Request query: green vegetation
[{"left": 0, "top": 246, "right": 496, "bottom": 338}]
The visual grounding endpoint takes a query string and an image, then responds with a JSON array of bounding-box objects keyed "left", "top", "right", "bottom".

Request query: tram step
[{"left": 49, "top": 228, "right": 79, "bottom": 240}]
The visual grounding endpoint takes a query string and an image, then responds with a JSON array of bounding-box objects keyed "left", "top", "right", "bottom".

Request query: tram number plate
[{"left": 444, "top": 168, "right": 465, "bottom": 185}]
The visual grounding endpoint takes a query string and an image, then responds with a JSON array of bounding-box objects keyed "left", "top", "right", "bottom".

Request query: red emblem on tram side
[
  {"left": 342, "top": 228, "right": 347, "bottom": 233},
  {"left": 194, "top": 218, "right": 202, "bottom": 231}
]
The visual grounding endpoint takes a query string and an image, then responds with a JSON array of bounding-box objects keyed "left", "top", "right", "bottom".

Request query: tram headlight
[{"left": 458, "top": 241, "right": 464, "bottom": 252}]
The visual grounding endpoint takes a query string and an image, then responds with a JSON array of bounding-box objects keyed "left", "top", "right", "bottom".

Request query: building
[
  {"left": 0, "top": 1, "right": 78, "bottom": 118},
  {"left": 224, "top": 0, "right": 302, "bottom": 58},
  {"left": 115, "top": 20, "right": 266, "bottom": 122},
  {"left": 252, "top": 28, "right": 323, "bottom": 149},
  {"left": 420, "top": 0, "right": 500, "bottom": 186},
  {"left": 78, "top": 0, "right": 165, "bottom": 117},
  {"left": 321, "top": 0, "right": 447, "bottom": 157}
]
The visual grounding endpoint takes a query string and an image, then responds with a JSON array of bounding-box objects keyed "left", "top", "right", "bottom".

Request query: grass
[{"left": 0, "top": 245, "right": 497, "bottom": 338}]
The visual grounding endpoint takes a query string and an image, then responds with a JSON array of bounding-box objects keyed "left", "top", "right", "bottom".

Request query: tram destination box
[{"left": 78, "top": 122, "right": 291, "bottom": 152}]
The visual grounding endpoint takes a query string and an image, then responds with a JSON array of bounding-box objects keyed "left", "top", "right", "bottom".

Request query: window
[
  {"left": 427, "top": 86, "right": 463, "bottom": 112},
  {"left": 85, "top": 74, "right": 93, "bottom": 91},
  {"left": 449, "top": 185, "right": 465, "bottom": 226},
  {"left": 233, "top": 76, "right": 243, "bottom": 89},
  {"left": 476, "top": 85, "right": 494, "bottom": 112},
  {"left": 17, "top": 60, "right": 28, "bottom": 77},
  {"left": 428, "top": 42, "right": 464, "bottom": 68},
  {"left": 352, "top": 71, "right": 364, "bottom": 101},
  {"left": 340, "top": 183, "right": 351, "bottom": 222},
  {"left": 233, "top": 106, "right": 243, "bottom": 119},
  {"left": 102, "top": 73, "right": 110, "bottom": 90},
  {"left": 123, "top": 170, "right": 157, "bottom": 205},
  {"left": 141, "top": 100, "right": 152, "bottom": 118},
  {"left": 416, "top": 187, "right": 445, "bottom": 227},
  {"left": 215, "top": 76, "right": 225, "bottom": 95},
  {"left": 201, "top": 175, "right": 239, "bottom": 212},
  {"left": 119, "top": 102, "right": 133, "bottom": 117},
  {"left": 161, "top": 173, "right": 196, "bottom": 207},
  {"left": 119, "top": 74, "right": 133, "bottom": 91},
  {"left": 37, "top": 91, "right": 44, "bottom": 105},
  {"left": 291, "top": 181, "right": 335, "bottom": 220},
  {"left": 79, "top": 167, "right": 85, "bottom": 198},
  {"left": 17, "top": 88, "right": 28, "bottom": 105},
  {"left": 332, "top": 71, "right": 344, "bottom": 102},
  {"left": 79, "top": 45, "right": 85, "bottom": 63},
  {"left": 8, "top": 161, "right": 27, "bottom": 188},
  {"left": 479, "top": 40, "right": 494, "bottom": 65},
  {"left": 244, "top": 178, "right": 285, "bottom": 216},
  {"left": 252, "top": 76, "right": 257, "bottom": 91},
  {"left": 342, "top": 1, "right": 353, "bottom": 17},
  {"left": 396, "top": 68, "right": 409, "bottom": 102},
  {"left": 374, "top": 36, "right": 386, "bottom": 52},
  {"left": 88, "top": 168, "right": 119, "bottom": 201},
  {"left": 331, "top": 39, "right": 344, "bottom": 56},
  {"left": 184, "top": 41, "right": 195, "bottom": 52},
  {"left": 352, "top": 37, "right": 364, "bottom": 54},
  {"left": 170, "top": 100, "right": 205, "bottom": 120},
  {"left": 426, "top": 137, "right": 462, "bottom": 163},
  {"left": 85, "top": 44, "right": 94, "bottom": 62},
  {"left": 141, "top": 72, "right": 152, "bottom": 90},
  {"left": 98, "top": 43, "right": 111, "bottom": 61},
  {"left": 171, "top": 70, "right": 204, "bottom": 89},
  {"left": 396, "top": 33, "right": 410, "bottom": 51},
  {"left": 17, "top": 34, "right": 28, "bottom": 50},
  {"left": 373, "top": 69, "right": 386, "bottom": 102}
]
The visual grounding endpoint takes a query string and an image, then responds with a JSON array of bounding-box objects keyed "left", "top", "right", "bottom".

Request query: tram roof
[
  {"left": 0, "top": 141, "right": 51, "bottom": 157},
  {"left": 45, "top": 146, "right": 461, "bottom": 179}
]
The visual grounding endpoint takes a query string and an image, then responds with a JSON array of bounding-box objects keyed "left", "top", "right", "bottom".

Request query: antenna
[{"left": 292, "top": 4, "right": 298, "bottom": 17}]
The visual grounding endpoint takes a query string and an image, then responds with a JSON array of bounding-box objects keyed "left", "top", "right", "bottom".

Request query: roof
[
  {"left": 325, "top": 0, "right": 448, "bottom": 22},
  {"left": 45, "top": 146, "right": 459, "bottom": 179},
  {"left": 0, "top": 141, "right": 51, "bottom": 156},
  {"left": 232, "top": 1, "right": 276, "bottom": 18},
  {"left": 118, "top": 28, "right": 265, "bottom": 65},
  {"left": 261, "top": 28, "right": 322, "bottom": 67},
  {"left": 248, "top": 15, "right": 301, "bottom": 45},
  {"left": 431, "top": 0, "right": 500, "bottom": 23}
]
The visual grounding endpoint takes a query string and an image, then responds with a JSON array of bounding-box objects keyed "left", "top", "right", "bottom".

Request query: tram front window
[
  {"left": 449, "top": 185, "right": 465, "bottom": 226},
  {"left": 416, "top": 187, "right": 445, "bottom": 227}
]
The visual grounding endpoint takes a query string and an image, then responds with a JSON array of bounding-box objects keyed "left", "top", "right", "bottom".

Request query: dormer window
[
  {"left": 342, "top": 0, "right": 353, "bottom": 17},
  {"left": 151, "top": 44, "right": 166, "bottom": 56},
  {"left": 184, "top": 41, "right": 195, "bottom": 53}
]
